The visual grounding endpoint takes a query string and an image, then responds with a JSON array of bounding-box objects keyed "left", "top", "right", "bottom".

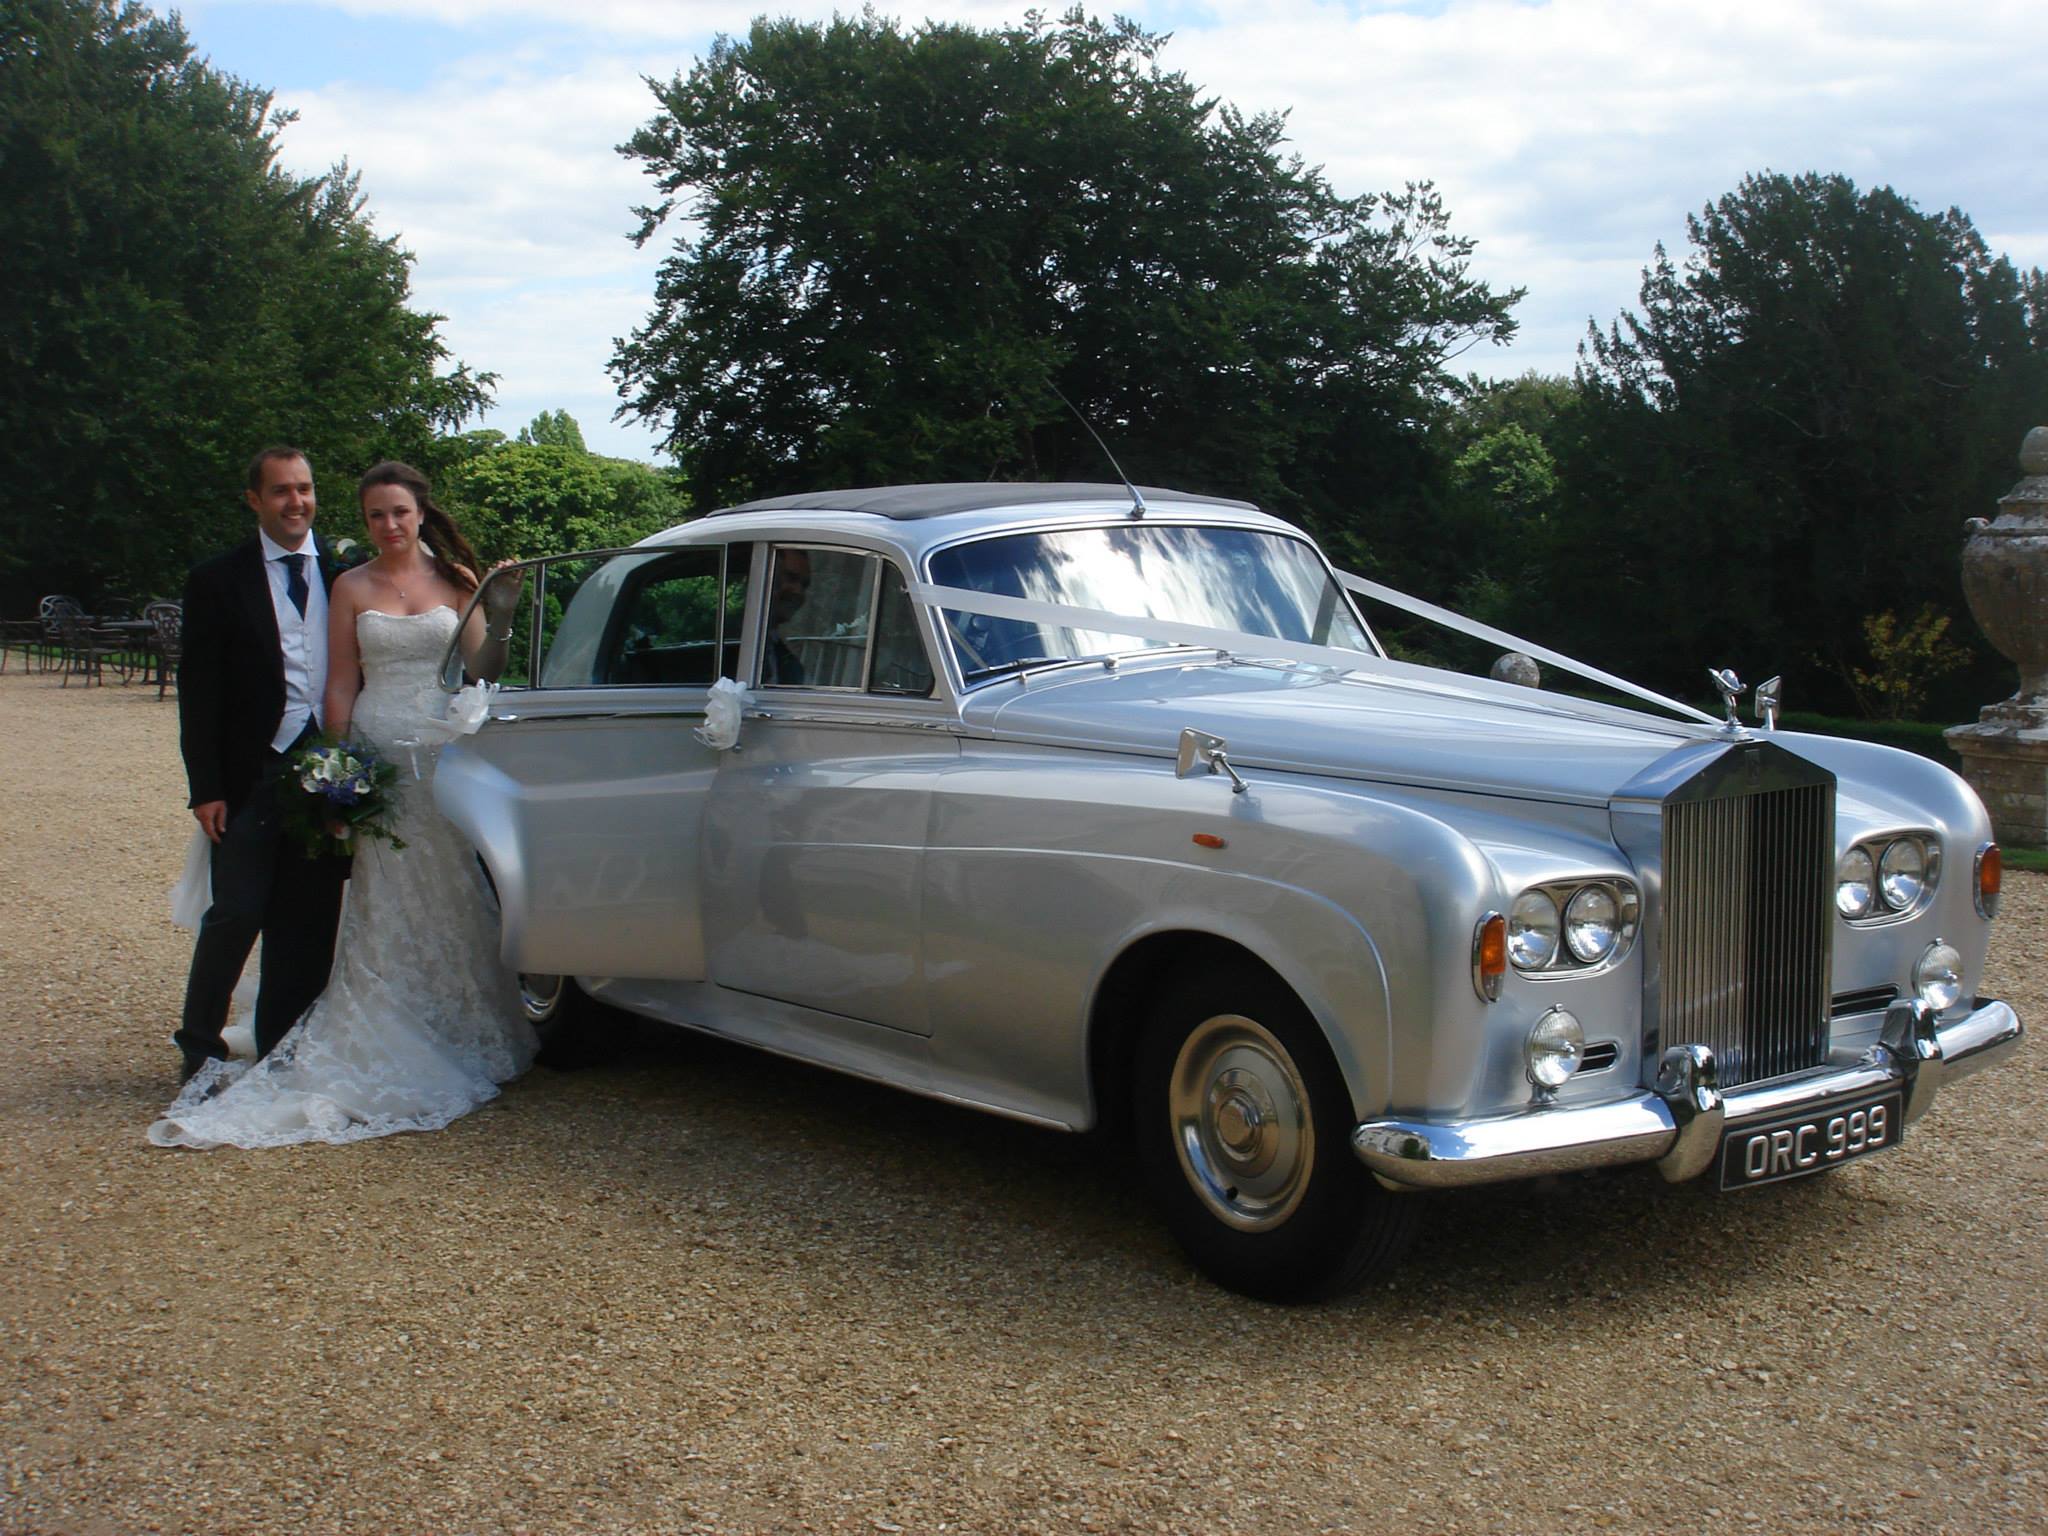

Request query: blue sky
[{"left": 176, "top": 0, "right": 2047, "bottom": 463}]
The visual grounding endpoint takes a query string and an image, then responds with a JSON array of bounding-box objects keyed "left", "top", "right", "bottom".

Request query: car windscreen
[{"left": 926, "top": 524, "right": 1376, "bottom": 680}]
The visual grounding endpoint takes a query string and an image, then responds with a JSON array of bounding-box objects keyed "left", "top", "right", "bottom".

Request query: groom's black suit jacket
[{"left": 178, "top": 534, "right": 340, "bottom": 812}]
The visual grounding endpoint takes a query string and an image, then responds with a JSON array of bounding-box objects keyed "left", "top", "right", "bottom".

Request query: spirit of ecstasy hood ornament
[{"left": 1709, "top": 667, "right": 1744, "bottom": 731}]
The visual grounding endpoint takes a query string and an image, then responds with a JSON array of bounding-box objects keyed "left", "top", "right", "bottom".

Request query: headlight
[
  {"left": 1563, "top": 885, "right": 1621, "bottom": 964},
  {"left": 1879, "top": 838, "right": 1926, "bottom": 911},
  {"left": 1839, "top": 833, "right": 1941, "bottom": 922},
  {"left": 1836, "top": 847, "right": 1875, "bottom": 919},
  {"left": 1913, "top": 941, "right": 1963, "bottom": 1012},
  {"left": 1508, "top": 890, "right": 1559, "bottom": 969},
  {"left": 1526, "top": 1007, "right": 1584, "bottom": 1090}
]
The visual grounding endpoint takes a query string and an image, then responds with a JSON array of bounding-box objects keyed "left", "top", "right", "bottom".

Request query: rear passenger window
[{"left": 760, "top": 546, "right": 933, "bottom": 697}]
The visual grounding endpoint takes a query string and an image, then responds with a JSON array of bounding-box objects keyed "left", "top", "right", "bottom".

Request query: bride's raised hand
[{"left": 479, "top": 560, "right": 526, "bottom": 632}]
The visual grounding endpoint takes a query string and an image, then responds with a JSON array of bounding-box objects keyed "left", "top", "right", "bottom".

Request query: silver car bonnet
[{"left": 967, "top": 658, "right": 1700, "bottom": 806}]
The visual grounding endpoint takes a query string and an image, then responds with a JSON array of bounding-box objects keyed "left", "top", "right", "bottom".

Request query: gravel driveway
[{"left": 2, "top": 674, "right": 2043, "bottom": 1535}]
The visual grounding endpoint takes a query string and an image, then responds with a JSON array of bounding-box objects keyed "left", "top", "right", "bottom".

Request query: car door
[
  {"left": 433, "top": 541, "right": 747, "bottom": 981},
  {"left": 700, "top": 543, "right": 954, "bottom": 1036}
]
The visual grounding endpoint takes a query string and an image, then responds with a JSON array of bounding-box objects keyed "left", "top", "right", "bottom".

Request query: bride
[{"left": 151, "top": 462, "right": 537, "bottom": 1148}]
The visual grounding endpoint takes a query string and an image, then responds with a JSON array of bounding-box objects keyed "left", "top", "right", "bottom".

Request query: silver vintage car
[{"left": 436, "top": 482, "right": 2023, "bottom": 1300}]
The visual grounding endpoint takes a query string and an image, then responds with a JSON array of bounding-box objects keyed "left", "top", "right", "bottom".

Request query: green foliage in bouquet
[{"left": 279, "top": 737, "right": 407, "bottom": 857}]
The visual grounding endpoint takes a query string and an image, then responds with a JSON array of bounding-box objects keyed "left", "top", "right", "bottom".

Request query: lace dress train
[{"left": 151, "top": 608, "right": 535, "bottom": 1149}]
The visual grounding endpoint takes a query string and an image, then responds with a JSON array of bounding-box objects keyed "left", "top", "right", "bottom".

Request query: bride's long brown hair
[{"left": 356, "top": 460, "right": 482, "bottom": 593}]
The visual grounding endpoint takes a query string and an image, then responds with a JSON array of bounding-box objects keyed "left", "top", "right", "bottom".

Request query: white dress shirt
[{"left": 257, "top": 527, "right": 330, "bottom": 752}]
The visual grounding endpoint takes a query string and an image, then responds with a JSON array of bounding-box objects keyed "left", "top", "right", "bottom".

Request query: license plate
[{"left": 1718, "top": 1092, "right": 1904, "bottom": 1190}]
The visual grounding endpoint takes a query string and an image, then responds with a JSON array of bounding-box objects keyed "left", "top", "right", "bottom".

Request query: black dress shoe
[{"left": 179, "top": 1053, "right": 227, "bottom": 1086}]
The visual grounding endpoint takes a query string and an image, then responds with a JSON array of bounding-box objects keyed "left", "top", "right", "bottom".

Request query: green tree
[
  {"left": 1564, "top": 171, "right": 2047, "bottom": 715},
  {"left": 1451, "top": 424, "right": 1558, "bottom": 523},
  {"left": 517, "top": 410, "right": 587, "bottom": 451},
  {"left": 444, "top": 437, "right": 687, "bottom": 565},
  {"left": 612, "top": 8, "right": 1518, "bottom": 528},
  {"left": 0, "top": 0, "right": 490, "bottom": 610}
]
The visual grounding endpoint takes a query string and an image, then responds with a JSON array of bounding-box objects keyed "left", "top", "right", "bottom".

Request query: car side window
[
  {"left": 599, "top": 547, "right": 727, "bottom": 687},
  {"left": 454, "top": 545, "right": 746, "bottom": 691},
  {"left": 759, "top": 546, "right": 933, "bottom": 696},
  {"left": 870, "top": 565, "right": 933, "bottom": 696}
]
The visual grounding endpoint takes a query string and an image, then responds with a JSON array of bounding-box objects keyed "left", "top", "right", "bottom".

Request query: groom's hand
[{"left": 193, "top": 801, "right": 228, "bottom": 843}]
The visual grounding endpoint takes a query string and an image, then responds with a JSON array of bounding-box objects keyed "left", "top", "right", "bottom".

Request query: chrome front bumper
[{"left": 1353, "top": 996, "right": 2023, "bottom": 1191}]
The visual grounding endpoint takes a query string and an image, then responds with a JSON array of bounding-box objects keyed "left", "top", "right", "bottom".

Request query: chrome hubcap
[
  {"left": 1167, "top": 1014, "right": 1314, "bottom": 1231},
  {"left": 518, "top": 973, "right": 564, "bottom": 1024}
]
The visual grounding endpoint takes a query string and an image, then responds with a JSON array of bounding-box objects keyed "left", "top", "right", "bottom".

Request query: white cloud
[
  {"left": 1164, "top": 0, "right": 2048, "bottom": 375},
  {"left": 279, "top": 56, "right": 659, "bottom": 281},
  {"left": 222, "top": 0, "right": 2047, "bottom": 454},
  {"left": 441, "top": 283, "right": 669, "bottom": 453},
  {"left": 265, "top": 51, "right": 674, "bottom": 454}
]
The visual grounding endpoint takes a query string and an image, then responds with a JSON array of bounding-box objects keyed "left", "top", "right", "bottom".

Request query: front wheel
[{"left": 1135, "top": 964, "right": 1416, "bottom": 1302}]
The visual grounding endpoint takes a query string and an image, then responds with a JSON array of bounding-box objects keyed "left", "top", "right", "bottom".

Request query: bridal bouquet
[{"left": 280, "top": 738, "right": 407, "bottom": 856}]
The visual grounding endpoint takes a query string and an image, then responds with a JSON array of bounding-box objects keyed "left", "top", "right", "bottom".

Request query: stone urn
[
  {"left": 1950, "top": 426, "right": 2048, "bottom": 846},
  {"left": 1960, "top": 425, "right": 2048, "bottom": 715}
]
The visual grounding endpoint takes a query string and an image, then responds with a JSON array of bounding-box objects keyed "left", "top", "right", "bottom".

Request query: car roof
[{"left": 705, "top": 481, "right": 1260, "bottom": 520}]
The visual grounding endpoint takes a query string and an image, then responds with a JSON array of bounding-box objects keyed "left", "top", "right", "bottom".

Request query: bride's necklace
[{"left": 383, "top": 556, "right": 428, "bottom": 603}]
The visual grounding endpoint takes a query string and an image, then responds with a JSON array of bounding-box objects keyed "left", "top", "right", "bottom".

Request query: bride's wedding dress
[{"left": 150, "top": 608, "right": 536, "bottom": 1149}]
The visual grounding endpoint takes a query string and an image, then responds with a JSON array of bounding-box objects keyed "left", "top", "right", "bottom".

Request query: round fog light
[
  {"left": 1526, "top": 1007, "right": 1585, "bottom": 1090},
  {"left": 1913, "top": 941, "right": 1963, "bottom": 1013}
]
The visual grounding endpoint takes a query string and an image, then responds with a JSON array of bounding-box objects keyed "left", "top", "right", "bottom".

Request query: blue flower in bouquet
[{"left": 281, "top": 738, "right": 407, "bottom": 856}]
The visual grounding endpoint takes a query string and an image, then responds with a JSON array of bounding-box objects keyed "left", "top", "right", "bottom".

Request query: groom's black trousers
[{"left": 175, "top": 738, "right": 349, "bottom": 1067}]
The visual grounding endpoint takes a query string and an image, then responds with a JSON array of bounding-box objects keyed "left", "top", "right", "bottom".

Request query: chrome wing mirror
[
  {"left": 1176, "top": 727, "right": 1248, "bottom": 795},
  {"left": 1754, "top": 675, "right": 1782, "bottom": 731}
]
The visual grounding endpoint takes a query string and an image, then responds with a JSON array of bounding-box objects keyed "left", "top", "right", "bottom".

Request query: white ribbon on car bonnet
[{"left": 907, "top": 577, "right": 1723, "bottom": 737}]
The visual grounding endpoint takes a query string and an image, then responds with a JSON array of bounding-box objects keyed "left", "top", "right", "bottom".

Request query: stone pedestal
[
  {"left": 1951, "top": 425, "right": 2048, "bottom": 847},
  {"left": 1945, "top": 719, "right": 2048, "bottom": 845}
]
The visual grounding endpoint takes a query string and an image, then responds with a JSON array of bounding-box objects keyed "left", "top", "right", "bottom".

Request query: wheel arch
[
  {"left": 1086, "top": 919, "right": 1392, "bottom": 1140},
  {"left": 431, "top": 747, "right": 529, "bottom": 971}
]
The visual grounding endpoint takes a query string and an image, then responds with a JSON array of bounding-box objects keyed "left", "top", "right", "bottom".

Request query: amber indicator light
[
  {"left": 1191, "top": 833, "right": 1227, "bottom": 850},
  {"left": 1477, "top": 914, "right": 1507, "bottom": 978},
  {"left": 1981, "top": 845, "right": 2002, "bottom": 899}
]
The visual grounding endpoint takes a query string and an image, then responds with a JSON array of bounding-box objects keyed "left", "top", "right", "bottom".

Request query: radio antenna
[{"left": 1046, "top": 382, "right": 1145, "bottom": 519}]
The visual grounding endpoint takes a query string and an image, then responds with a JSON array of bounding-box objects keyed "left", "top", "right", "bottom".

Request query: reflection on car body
[{"left": 434, "top": 482, "right": 2023, "bottom": 1300}]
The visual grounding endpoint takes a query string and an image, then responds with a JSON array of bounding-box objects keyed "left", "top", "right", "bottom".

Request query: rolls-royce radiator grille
[{"left": 1661, "top": 781, "right": 1834, "bottom": 1087}]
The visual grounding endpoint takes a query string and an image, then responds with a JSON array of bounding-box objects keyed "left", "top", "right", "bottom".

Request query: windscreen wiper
[{"left": 961, "top": 655, "right": 1066, "bottom": 683}]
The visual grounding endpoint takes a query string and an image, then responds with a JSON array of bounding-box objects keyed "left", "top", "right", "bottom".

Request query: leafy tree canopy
[
  {"left": 612, "top": 7, "right": 1519, "bottom": 526},
  {"left": 0, "top": 0, "right": 490, "bottom": 609},
  {"left": 517, "top": 409, "right": 587, "bottom": 451},
  {"left": 442, "top": 425, "right": 688, "bottom": 565},
  {"left": 1558, "top": 171, "right": 2047, "bottom": 714}
]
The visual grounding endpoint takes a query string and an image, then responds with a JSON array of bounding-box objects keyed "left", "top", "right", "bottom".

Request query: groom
[{"left": 172, "top": 446, "right": 351, "bottom": 1082}]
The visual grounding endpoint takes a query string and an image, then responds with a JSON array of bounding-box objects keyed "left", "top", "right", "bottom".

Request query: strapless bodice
[{"left": 353, "top": 608, "right": 460, "bottom": 749}]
